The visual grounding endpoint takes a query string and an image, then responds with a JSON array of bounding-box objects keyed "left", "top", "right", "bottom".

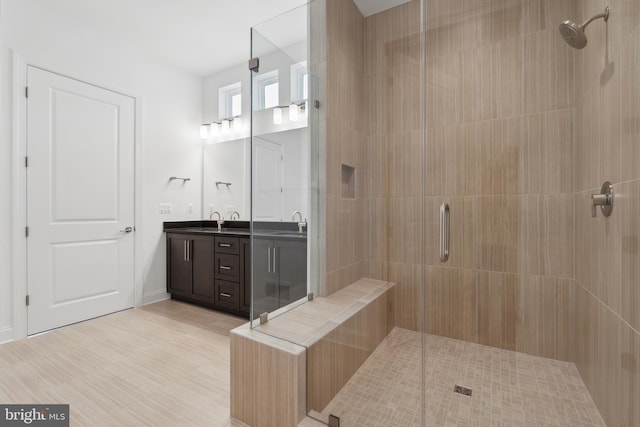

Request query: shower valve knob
[{"left": 591, "top": 182, "right": 613, "bottom": 217}]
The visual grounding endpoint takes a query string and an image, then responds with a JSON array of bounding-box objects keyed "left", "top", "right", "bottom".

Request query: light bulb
[
  {"left": 200, "top": 124, "right": 209, "bottom": 139},
  {"left": 233, "top": 116, "right": 242, "bottom": 131},
  {"left": 210, "top": 122, "right": 219, "bottom": 136},
  {"left": 221, "top": 119, "right": 230, "bottom": 134},
  {"left": 273, "top": 108, "right": 283, "bottom": 124},
  {"left": 289, "top": 104, "right": 299, "bottom": 122}
]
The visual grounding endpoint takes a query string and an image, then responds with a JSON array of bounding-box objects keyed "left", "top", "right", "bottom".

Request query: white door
[
  {"left": 253, "top": 136, "right": 283, "bottom": 220},
  {"left": 26, "top": 66, "right": 135, "bottom": 335}
]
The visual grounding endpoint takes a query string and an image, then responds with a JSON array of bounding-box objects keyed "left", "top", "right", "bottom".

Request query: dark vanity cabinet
[
  {"left": 166, "top": 231, "right": 250, "bottom": 317},
  {"left": 252, "top": 237, "right": 307, "bottom": 316},
  {"left": 165, "top": 222, "right": 307, "bottom": 319},
  {"left": 167, "top": 233, "right": 216, "bottom": 304}
]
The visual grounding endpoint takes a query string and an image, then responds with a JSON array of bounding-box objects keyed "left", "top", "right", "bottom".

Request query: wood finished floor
[
  {"left": 0, "top": 300, "right": 247, "bottom": 426},
  {"left": 0, "top": 301, "right": 606, "bottom": 427}
]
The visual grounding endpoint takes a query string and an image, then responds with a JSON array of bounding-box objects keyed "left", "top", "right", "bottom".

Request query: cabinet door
[
  {"left": 191, "top": 235, "right": 216, "bottom": 304},
  {"left": 252, "top": 238, "right": 279, "bottom": 316},
  {"left": 239, "top": 238, "right": 251, "bottom": 314},
  {"left": 275, "top": 239, "right": 307, "bottom": 307},
  {"left": 167, "top": 234, "right": 191, "bottom": 296}
]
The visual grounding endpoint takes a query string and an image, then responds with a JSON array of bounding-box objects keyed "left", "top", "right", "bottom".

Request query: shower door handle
[{"left": 440, "top": 203, "right": 450, "bottom": 263}]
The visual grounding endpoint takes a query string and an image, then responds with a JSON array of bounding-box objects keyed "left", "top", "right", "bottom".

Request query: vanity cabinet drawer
[
  {"left": 215, "top": 280, "right": 239, "bottom": 311},
  {"left": 215, "top": 236, "right": 240, "bottom": 254},
  {"left": 215, "top": 253, "right": 240, "bottom": 281}
]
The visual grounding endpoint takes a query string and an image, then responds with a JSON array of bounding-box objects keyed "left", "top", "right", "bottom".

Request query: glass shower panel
[
  {"left": 305, "top": 0, "right": 425, "bottom": 426},
  {"left": 250, "top": 4, "right": 317, "bottom": 326},
  {"left": 421, "top": 1, "right": 626, "bottom": 426}
]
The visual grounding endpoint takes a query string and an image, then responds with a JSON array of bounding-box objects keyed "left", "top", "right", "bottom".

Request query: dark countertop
[{"left": 163, "top": 220, "right": 307, "bottom": 240}]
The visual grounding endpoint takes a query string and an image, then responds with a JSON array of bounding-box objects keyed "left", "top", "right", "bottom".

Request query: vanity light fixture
[
  {"left": 200, "top": 124, "right": 210, "bottom": 139},
  {"left": 233, "top": 116, "right": 243, "bottom": 131},
  {"left": 273, "top": 107, "right": 283, "bottom": 124},
  {"left": 221, "top": 119, "right": 231, "bottom": 134},
  {"left": 289, "top": 103, "right": 299, "bottom": 122},
  {"left": 210, "top": 122, "right": 220, "bottom": 136}
]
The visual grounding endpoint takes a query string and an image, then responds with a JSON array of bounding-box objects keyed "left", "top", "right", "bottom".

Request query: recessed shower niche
[{"left": 341, "top": 164, "right": 355, "bottom": 199}]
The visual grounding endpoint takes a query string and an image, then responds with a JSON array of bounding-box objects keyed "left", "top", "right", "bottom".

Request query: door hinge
[
  {"left": 248, "top": 57, "right": 260, "bottom": 72},
  {"left": 25, "top": 156, "right": 29, "bottom": 167},
  {"left": 25, "top": 226, "right": 29, "bottom": 237},
  {"left": 26, "top": 295, "right": 30, "bottom": 306},
  {"left": 25, "top": 86, "right": 28, "bottom": 98}
]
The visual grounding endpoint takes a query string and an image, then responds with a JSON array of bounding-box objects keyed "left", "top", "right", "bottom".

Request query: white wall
[
  {"left": 0, "top": 0, "right": 203, "bottom": 340},
  {"left": 0, "top": 42, "right": 14, "bottom": 343}
]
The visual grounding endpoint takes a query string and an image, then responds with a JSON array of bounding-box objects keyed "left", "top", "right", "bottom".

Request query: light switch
[{"left": 159, "top": 203, "right": 173, "bottom": 214}]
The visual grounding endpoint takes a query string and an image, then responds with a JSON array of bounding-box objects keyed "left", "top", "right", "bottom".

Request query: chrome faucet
[
  {"left": 292, "top": 210, "right": 307, "bottom": 233},
  {"left": 210, "top": 211, "right": 224, "bottom": 231},
  {"left": 230, "top": 211, "right": 240, "bottom": 220}
]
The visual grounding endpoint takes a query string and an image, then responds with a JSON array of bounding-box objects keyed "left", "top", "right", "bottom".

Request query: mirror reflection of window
[
  {"left": 219, "top": 82, "right": 242, "bottom": 119},
  {"left": 253, "top": 69, "right": 279, "bottom": 110},
  {"left": 290, "top": 61, "right": 308, "bottom": 102}
]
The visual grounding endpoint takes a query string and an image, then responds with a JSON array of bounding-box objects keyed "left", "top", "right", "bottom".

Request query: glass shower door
[{"left": 249, "top": 4, "right": 317, "bottom": 325}]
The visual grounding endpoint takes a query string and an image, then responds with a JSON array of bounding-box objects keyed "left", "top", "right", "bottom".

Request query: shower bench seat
[{"left": 230, "top": 278, "right": 395, "bottom": 427}]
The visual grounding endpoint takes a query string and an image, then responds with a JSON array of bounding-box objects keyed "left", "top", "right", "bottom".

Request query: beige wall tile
[
  {"left": 474, "top": 196, "right": 518, "bottom": 273},
  {"left": 556, "top": 279, "right": 576, "bottom": 362},
  {"left": 492, "top": 37, "right": 523, "bottom": 118},
  {"left": 520, "top": 109, "right": 573, "bottom": 194},
  {"left": 619, "top": 180, "right": 640, "bottom": 332},
  {"left": 477, "top": 271, "right": 518, "bottom": 349},
  {"left": 574, "top": 284, "right": 599, "bottom": 398},
  {"left": 389, "top": 262, "right": 421, "bottom": 331},
  {"left": 460, "top": 43, "right": 496, "bottom": 122},
  {"left": 522, "top": 0, "right": 576, "bottom": 35},
  {"left": 523, "top": 28, "right": 573, "bottom": 114},
  {"left": 426, "top": 54, "right": 462, "bottom": 128},
  {"left": 620, "top": 27, "right": 640, "bottom": 182},
  {"left": 574, "top": 82, "right": 601, "bottom": 192},
  {"left": 595, "top": 303, "right": 622, "bottom": 426}
]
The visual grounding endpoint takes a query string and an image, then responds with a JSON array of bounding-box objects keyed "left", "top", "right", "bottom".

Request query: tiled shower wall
[
  {"left": 324, "top": 0, "right": 367, "bottom": 295},
  {"left": 423, "top": 0, "right": 576, "bottom": 361},
  {"left": 330, "top": 1, "right": 578, "bottom": 353},
  {"left": 326, "top": 1, "right": 639, "bottom": 424},
  {"left": 363, "top": 2, "right": 423, "bottom": 330},
  {"left": 573, "top": 0, "right": 640, "bottom": 425}
]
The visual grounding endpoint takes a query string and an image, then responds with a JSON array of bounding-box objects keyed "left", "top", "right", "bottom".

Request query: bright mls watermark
[{"left": 0, "top": 405, "right": 69, "bottom": 426}]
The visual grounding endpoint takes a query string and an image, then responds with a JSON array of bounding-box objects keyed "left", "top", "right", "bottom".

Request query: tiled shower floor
[{"left": 310, "top": 328, "right": 605, "bottom": 427}]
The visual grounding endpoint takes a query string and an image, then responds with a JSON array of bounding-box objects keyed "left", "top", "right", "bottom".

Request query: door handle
[
  {"left": 120, "top": 226, "right": 134, "bottom": 233},
  {"left": 220, "top": 265, "right": 232, "bottom": 270},
  {"left": 273, "top": 246, "right": 277, "bottom": 274},
  {"left": 440, "top": 203, "right": 450, "bottom": 262},
  {"left": 267, "top": 247, "right": 271, "bottom": 273},
  {"left": 219, "top": 243, "right": 232, "bottom": 248}
]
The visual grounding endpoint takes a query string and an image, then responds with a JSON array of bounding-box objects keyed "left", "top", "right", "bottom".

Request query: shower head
[{"left": 559, "top": 6, "right": 610, "bottom": 49}]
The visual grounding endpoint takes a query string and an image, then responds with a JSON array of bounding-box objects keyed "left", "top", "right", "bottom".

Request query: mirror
[
  {"left": 201, "top": 127, "right": 309, "bottom": 223},
  {"left": 201, "top": 18, "right": 309, "bottom": 223}
]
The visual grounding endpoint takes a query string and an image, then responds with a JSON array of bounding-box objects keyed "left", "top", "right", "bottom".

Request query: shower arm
[{"left": 581, "top": 7, "right": 610, "bottom": 29}]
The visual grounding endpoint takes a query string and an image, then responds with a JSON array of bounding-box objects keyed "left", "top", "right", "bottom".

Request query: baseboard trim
[
  {"left": 0, "top": 326, "right": 14, "bottom": 344},
  {"left": 143, "top": 290, "right": 170, "bottom": 306}
]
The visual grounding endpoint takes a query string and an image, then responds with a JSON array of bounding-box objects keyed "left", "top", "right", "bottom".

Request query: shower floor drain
[{"left": 453, "top": 384, "right": 472, "bottom": 396}]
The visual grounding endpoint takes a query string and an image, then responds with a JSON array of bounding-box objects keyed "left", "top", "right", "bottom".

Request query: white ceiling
[
  {"left": 34, "top": 0, "right": 308, "bottom": 77},
  {"left": 352, "top": 0, "right": 412, "bottom": 17},
  {"left": 33, "top": 0, "right": 409, "bottom": 77}
]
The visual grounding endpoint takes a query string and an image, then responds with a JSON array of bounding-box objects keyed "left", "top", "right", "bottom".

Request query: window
[
  {"left": 290, "top": 61, "right": 308, "bottom": 102},
  {"left": 219, "top": 82, "right": 241, "bottom": 119},
  {"left": 253, "top": 70, "right": 279, "bottom": 110}
]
